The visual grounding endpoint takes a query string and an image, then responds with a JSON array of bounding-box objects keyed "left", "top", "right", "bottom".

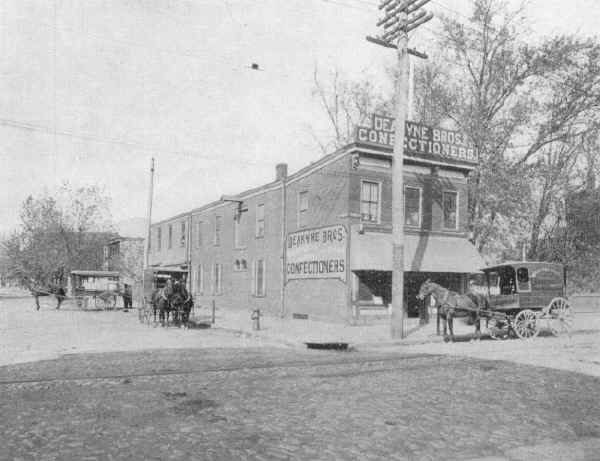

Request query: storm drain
[{"left": 305, "top": 342, "right": 350, "bottom": 351}]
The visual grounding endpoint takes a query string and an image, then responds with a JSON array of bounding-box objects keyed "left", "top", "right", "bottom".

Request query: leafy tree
[{"left": 1, "top": 183, "right": 115, "bottom": 288}]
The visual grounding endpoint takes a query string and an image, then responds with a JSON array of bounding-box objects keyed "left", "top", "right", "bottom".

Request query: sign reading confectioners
[
  {"left": 286, "top": 225, "right": 347, "bottom": 283},
  {"left": 355, "top": 114, "right": 479, "bottom": 164}
]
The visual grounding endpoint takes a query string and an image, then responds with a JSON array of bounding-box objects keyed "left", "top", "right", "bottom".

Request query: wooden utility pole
[
  {"left": 368, "top": 0, "right": 433, "bottom": 339},
  {"left": 143, "top": 158, "right": 155, "bottom": 270}
]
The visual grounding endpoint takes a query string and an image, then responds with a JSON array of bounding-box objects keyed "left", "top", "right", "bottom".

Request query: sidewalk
[
  {"left": 198, "top": 306, "right": 478, "bottom": 348},
  {"left": 201, "top": 305, "right": 600, "bottom": 349}
]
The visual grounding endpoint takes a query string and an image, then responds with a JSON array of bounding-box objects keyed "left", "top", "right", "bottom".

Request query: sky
[{"left": 1, "top": 0, "right": 599, "bottom": 236}]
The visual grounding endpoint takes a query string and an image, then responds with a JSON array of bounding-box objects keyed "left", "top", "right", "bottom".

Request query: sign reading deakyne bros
[
  {"left": 355, "top": 114, "right": 479, "bottom": 164},
  {"left": 286, "top": 225, "right": 347, "bottom": 283}
]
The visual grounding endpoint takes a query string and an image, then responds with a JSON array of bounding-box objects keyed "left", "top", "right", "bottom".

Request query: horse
[
  {"left": 27, "top": 282, "right": 66, "bottom": 310},
  {"left": 416, "top": 279, "right": 487, "bottom": 342},
  {"left": 151, "top": 279, "right": 174, "bottom": 326},
  {"left": 169, "top": 281, "right": 193, "bottom": 327}
]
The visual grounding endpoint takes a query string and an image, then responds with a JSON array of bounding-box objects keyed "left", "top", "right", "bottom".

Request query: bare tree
[{"left": 311, "top": 66, "right": 393, "bottom": 154}]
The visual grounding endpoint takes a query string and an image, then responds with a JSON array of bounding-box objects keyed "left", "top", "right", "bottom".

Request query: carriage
[
  {"left": 139, "top": 267, "right": 188, "bottom": 324},
  {"left": 69, "top": 270, "right": 121, "bottom": 310},
  {"left": 479, "top": 261, "right": 573, "bottom": 339}
]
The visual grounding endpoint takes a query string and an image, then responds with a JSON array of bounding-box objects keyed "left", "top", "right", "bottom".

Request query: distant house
[{"left": 103, "top": 236, "right": 144, "bottom": 305}]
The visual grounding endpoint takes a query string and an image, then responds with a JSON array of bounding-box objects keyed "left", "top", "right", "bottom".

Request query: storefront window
[
  {"left": 360, "top": 180, "right": 380, "bottom": 223},
  {"left": 405, "top": 187, "right": 421, "bottom": 227}
]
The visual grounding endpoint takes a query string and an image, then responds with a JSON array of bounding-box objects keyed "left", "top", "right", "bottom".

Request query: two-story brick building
[{"left": 148, "top": 116, "right": 485, "bottom": 323}]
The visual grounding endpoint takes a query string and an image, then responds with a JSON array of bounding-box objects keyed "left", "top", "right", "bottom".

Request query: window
[
  {"left": 360, "top": 180, "right": 380, "bottom": 223},
  {"left": 214, "top": 215, "right": 222, "bottom": 246},
  {"left": 404, "top": 187, "right": 421, "bottom": 227},
  {"left": 516, "top": 267, "right": 530, "bottom": 292},
  {"left": 157, "top": 227, "right": 162, "bottom": 251},
  {"left": 256, "top": 203, "right": 265, "bottom": 238},
  {"left": 234, "top": 210, "right": 246, "bottom": 249},
  {"left": 254, "top": 259, "right": 265, "bottom": 297},
  {"left": 443, "top": 191, "right": 458, "bottom": 230},
  {"left": 180, "top": 221, "right": 186, "bottom": 247},
  {"left": 196, "top": 221, "right": 203, "bottom": 248},
  {"left": 212, "top": 263, "right": 223, "bottom": 295},
  {"left": 298, "top": 191, "right": 309, "bottom": 228},
  {"left": 168, "top": 224, "right": 173, "bottom": 249},
  {"left": 196, "top": 264, "right": 204, "bottom": 295},
  {"left": 234, "top": 258, "right": 248, "bottom": 272}
]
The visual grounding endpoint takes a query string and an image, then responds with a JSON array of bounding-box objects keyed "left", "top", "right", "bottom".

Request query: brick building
[{"left": 148, "top": 116, "right": 485, "bottom": 323}]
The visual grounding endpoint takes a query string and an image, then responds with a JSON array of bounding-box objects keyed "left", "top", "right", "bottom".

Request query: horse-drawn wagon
[
  {"left": 139, "top": 267, "right": 189, "bottom": 325},
  {"left": 481, "top": 261, "right": 572, "bottom": 339},
  {"left": 417, "top": 261, "right": 573, "bottom": 341},
  {"left": 70, "top": 270, "right": 121, "bottom": 310}
]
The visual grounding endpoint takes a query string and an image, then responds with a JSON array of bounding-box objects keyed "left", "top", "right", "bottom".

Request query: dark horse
[
  {"left": 26, "top": 281, "right": 66, "bottom": 310},
  {"left": 170, "top": 281, "right": 193, "bottom": 328},
  {"left": 417, "top": 279, "right": 487, "bottom": 342},
  {"left": 151, "top": 280, "right": 193, "bottom": 327}
]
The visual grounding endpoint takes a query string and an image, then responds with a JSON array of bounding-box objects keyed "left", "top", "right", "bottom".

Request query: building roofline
[{"left": 150, "top": 141, "right": 476, "bottom": 227}]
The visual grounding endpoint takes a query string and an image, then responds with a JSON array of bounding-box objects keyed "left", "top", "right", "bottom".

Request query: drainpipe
[
  {"left": 278, "top": 164, "right": 288, "bottom": 317},
  {"left": 187, "top": 212, "right": 193, "bottom": 293}
]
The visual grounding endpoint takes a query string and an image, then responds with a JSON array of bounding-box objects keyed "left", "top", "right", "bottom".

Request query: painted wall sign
[
  {"left": 355, "top": 114, "right": 479, "bottom": 164},
  {"left": 286, "top": 225, "right": 347, "bottom": 282}
]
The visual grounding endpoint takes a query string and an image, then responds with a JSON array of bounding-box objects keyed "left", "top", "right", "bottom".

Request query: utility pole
[
  {"left": 367, "top": 0, "right": 433, "bottom": 339},
  {"left": 144, "top": 158, "right": 155, "bottom": 270}
]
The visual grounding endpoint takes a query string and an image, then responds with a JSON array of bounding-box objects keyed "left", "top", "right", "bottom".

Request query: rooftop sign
[{"left": 355, "top": 114, "right": 479, "bottom": 164}]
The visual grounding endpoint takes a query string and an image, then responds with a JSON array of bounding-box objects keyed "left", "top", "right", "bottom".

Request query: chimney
[{"left": 276, "top": 163, "right": 288, "bottom": 181}]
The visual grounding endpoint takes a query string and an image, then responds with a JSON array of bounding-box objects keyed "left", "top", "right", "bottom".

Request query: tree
[
  {"left": 1, "top": 183, "right": 115, "bottom": 287},
  {"left": 311, "top": 66, "right": 393, "bottom": 153},
  {"left": 420, "top": 0, "right": 600, "bottom": 260}
]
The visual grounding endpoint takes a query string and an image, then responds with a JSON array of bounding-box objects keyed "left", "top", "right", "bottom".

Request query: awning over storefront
[{"left": 350, "top": 230, "right": 485, "bottom": 273}]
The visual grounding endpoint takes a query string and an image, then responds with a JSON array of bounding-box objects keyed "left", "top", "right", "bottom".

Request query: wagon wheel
[
  {"left": 547, "top": 297, "right": 573, "bottom": 336},
  {"left": 513, "top": 309, "right": 540, "bottom": 339},
  {"left": 487, "top": 317, "right": 510, "bottom": 340}
]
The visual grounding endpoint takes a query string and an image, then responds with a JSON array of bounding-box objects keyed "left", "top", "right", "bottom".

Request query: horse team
[{"left": 150, "top": 278, "right": 194, "bottom": 327}]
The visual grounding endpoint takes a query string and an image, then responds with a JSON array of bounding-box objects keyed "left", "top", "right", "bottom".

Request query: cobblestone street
[{"left": 1, "top": 347, "right": 600, "bottom": 461}]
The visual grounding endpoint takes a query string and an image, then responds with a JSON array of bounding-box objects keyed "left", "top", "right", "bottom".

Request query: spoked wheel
[
  {"left": 514, "top": 309, "right": 540, "bottom": 339},
  {"left": 487, "top": 317, "right": 510, "bottom": 340},
  {"left": 95, "top": 293, "right": 116, "bottom": 310},
  {"left": 547, "top": 297, "right": 573, "bottom": 336}
]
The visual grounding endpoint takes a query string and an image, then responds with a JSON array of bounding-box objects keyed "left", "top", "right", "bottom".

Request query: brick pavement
[{"left": 1, "top": 348, "right": 600, "bottom": 460}]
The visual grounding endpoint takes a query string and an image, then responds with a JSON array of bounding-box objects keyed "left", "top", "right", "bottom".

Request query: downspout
[
  {"left": 280, "top": 171, "right": 287, "bottom": 317},
  {"left": 187, "top": 212, "right": 192, "bottom": 293}
]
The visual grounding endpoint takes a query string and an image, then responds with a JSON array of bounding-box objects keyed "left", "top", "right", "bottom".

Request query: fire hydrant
[{"left": 251, "top": 309, "right": 261, "bottom": 331}]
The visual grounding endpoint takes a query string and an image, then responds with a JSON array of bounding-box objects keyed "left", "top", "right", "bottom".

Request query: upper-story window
[
  {"left": 157, "top": 227, "right": 162, "bottom": 251},
  {"left": 405, "top": 187, "right": 421, "bottom": 227},
  {"left": 196, "top": 221, "right": 203, "bottom": 248},
  {"left": 168, "top": 224, "right": 173, "bottom": 249},
  {"left": 360, "top": 180, "right": 380, "bottom": 223},
  {"left": 442, "top": 191, "right": 458, "bottom": 230},
  {"left": 298, "top": 191, "right": 309, "bottom": 228},
  {"left": 256, "top": 203, "right": 265, "bottom": 238},
  {"left": 234, "top": 209, "right": 246, "bottom": 249},
  {"left": 180, "top": 221, "right": 186, "bottom": 247},
  {"left": 214, "top": 215, "right": 222, "bottom": 246}
]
